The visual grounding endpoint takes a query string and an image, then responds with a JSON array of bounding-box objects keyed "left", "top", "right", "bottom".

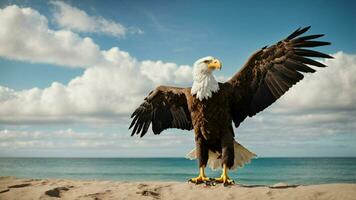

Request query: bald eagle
[{"left": 129, "top": 26, "right": 332, "bottom": 185}]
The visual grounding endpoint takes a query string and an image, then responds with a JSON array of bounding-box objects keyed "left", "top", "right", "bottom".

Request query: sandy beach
[{"left": 0, "top": 177, "right": 355, "bottom": 200}]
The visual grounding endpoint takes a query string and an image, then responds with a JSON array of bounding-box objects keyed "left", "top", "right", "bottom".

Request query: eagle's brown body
[
  {"left": 188, "top": 83, "right": 236, "bottom": 167},
  {"left": 129, "top": 26, "right": 332, "bottom": 180}
]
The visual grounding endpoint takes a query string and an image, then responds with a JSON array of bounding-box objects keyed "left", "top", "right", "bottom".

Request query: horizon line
[{"left": 1, "top": 156, "right": 355, "bottom": 159}]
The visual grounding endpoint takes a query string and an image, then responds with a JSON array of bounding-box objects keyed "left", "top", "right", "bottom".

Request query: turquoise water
[{"left": 0, "top": 157, "right": 355, "bottom": 185}]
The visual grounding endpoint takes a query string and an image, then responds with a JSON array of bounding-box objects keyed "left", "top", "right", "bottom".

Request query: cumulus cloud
[
  {"left": 0, "top": 129, "right": 194, "bottom": 157},
  {"left": 275, "top": 51, "right": 356, "bottom": 113},
  {"left": 50, "top": 1, "right": 135, "bottom": 38},
  {"left": 0, "top": 67, "right": 148, "bottom": 124},
  {"left": 0, "top": 5, "right": 104, "bottom": 68},
  {"left": 0, "top": 5, "right": 192, "bottom": 124},
  {"left": 0, "top": 58, "right": 192, "bottom": 124},
  {"left": 141, "top": 61, "right": 192, "bottom": 86},
  {"left": 0, "top": 4, "right": 143, "bottom": 68}
]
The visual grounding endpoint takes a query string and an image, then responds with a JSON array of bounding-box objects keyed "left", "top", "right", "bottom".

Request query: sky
[{"left": 0, "top": 0, "right": 355, "bottom": 157}]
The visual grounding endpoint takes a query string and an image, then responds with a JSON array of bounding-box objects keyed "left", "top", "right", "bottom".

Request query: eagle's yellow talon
[
  {"left": 189, "top": 166, "right": 210, "bottom": 184},
  {"left": 214, "top": 175, "right": 235, "bottom": 185},
  {"left": 188, "top": 175, "right": 211, "bottom": 184},
  {"left": 214, "top": 164, "right": 235, "bottom": 185}
]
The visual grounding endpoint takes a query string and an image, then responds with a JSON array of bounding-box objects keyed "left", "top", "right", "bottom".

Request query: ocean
[{"left": 0, "top": 157, "right": 355, "bottom": 185}]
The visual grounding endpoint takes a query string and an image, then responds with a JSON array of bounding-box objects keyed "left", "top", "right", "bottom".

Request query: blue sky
[{"left": 0, "top": 0, "right": 355, "bottom": 157}]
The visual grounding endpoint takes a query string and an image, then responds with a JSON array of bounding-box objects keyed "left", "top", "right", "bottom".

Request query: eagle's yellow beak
[{"left": 208, "top": 58, "right": 222, "bottom": 70}]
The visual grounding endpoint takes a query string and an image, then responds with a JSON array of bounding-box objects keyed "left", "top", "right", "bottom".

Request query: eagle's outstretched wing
[
  {"left": 227, "top": 26, "right": 333, "bottom": 128},
  {"left": 129, "top": 86, "right": 192, "bottom": 137}
]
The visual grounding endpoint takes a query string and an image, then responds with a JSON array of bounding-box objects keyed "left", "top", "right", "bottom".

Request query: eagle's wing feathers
[
  {"left": 227, "top": 26, "right": 332, "bottom": 128},
  {"left": 129, "top": 86, "right": 192, "bottom": 137}
]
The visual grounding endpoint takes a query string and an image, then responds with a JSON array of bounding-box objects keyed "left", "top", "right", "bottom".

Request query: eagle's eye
[{"left": 203, "top": 60, "right": 211, "bottom": 64}]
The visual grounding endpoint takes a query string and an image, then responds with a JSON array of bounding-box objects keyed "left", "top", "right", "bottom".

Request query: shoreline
[{"left": 1, "top": 177, "right": 356, "bottom": 200}]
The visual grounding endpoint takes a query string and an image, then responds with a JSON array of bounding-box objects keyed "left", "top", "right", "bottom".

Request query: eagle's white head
[{"left": 191, "top": 56, "right": 222, "bottom": 101}]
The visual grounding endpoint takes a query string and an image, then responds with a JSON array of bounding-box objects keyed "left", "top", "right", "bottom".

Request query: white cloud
[
  {"left": 141, "top": 61, "right": 192, "bottom": 86},
  {"left": 0, "top": 5, "right": 192, "bottom": 124},
  {"left": 0, "top": 61, "right": 192, "bottom": 124},
  {"left": 0, "top": 129, "right": 194, "bottom": 157},
  {"left": 0, "top": 4, "right": 142, "bottom": 69},
  {"left": 0, "top": 5, "right": 105, "bottom": 68},
  {"left": 274, "top": 51, "right": 356, "bottom": 113},
  {"left": 0, "top": 67, "right": 147, "bottom": 124},
  {"left": 50, "top": 1, "right": 129, "bottom": 38}
]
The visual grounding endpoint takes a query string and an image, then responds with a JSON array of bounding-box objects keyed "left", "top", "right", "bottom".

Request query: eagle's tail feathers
[
  {"left": 186, "top": 148, "right": 196, "bottom": 160},
  {"left": 185, "top": 141, "right": 257, "bottom": 170}
]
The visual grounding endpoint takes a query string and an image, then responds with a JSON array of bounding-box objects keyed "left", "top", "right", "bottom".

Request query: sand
[{"left": 0, "top": 177, "right": 355, "bottom": 200}]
